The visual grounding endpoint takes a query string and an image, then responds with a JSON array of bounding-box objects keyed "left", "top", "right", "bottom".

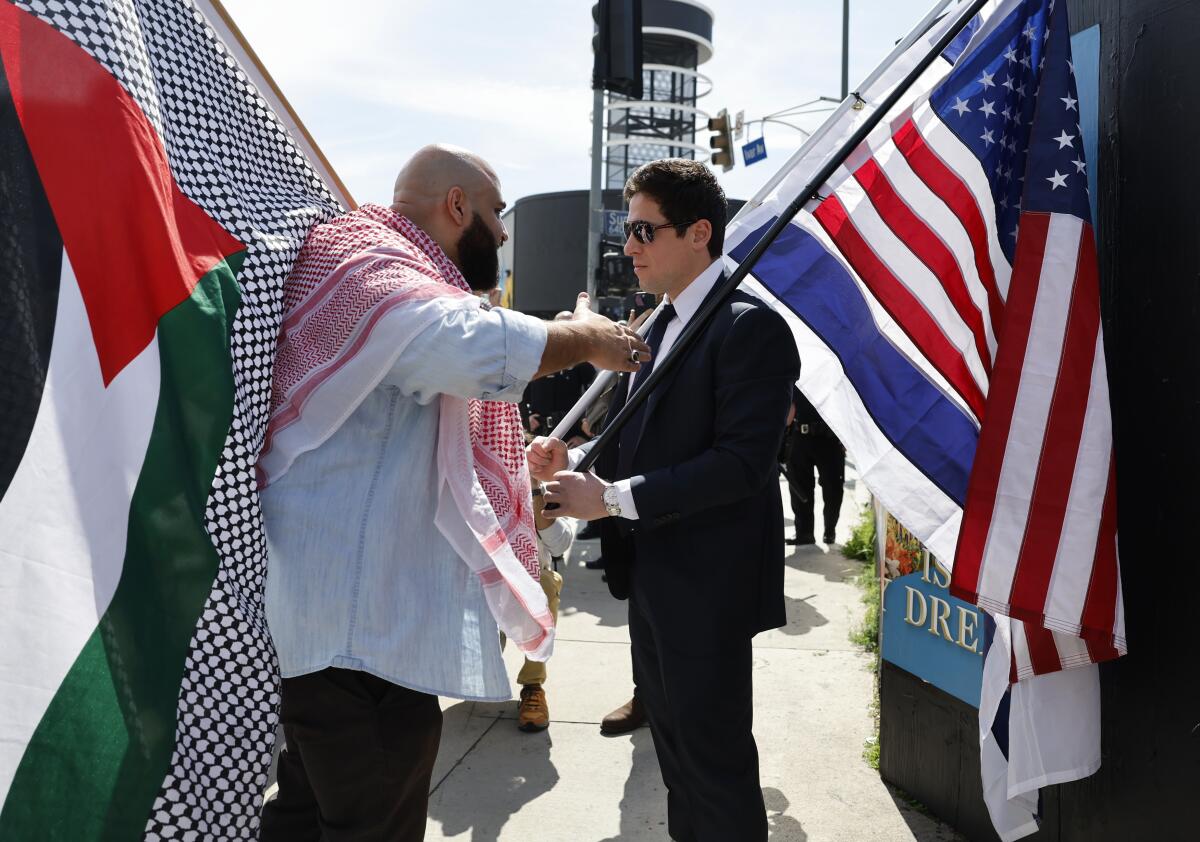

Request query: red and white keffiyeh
[{"left": 258, "top": 204, "right": 553, "bottom": 659}]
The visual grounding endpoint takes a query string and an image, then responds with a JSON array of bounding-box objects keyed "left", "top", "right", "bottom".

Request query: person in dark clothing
[
  {"left": 784, "top": 387, "right": 845, "bottom": 545},
  {"left": 532, "top": 158, "right": 799, "bottom": 841},
  {"left": 521, "top": 361, "right": 595, "bottom": 442}
]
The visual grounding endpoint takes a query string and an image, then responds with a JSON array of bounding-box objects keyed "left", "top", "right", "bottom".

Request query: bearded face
[{"left": 457, "top": 212, "right": 501, "bottom": 292}]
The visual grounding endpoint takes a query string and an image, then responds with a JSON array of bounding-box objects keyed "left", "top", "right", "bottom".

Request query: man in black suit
[{"left": 530, "top": 159, "right": 800, "bottom": 841}]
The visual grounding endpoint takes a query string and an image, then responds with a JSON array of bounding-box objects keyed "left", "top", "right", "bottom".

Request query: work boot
[
  {"left": 518, "top": 684, "right": 549, "bottom": 732},
  {"left": 600, "top": 695, "right": 647, "bottom": 735}
]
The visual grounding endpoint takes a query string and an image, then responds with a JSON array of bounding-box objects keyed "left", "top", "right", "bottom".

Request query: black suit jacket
[{"left": 589, "top": 281, "right": 801, "bottom": 652}]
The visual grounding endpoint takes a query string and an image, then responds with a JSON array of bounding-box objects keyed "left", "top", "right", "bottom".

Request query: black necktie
[
  {"left": 617, "top": 303, "right": 676, "bottom": 475},
  {"left": 630, "top": 304, "right": 676, "bottom": 397}
]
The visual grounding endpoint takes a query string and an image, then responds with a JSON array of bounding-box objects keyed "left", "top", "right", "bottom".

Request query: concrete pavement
[{"left": 423, "top": 469, "right": 966, "bottom": 842}]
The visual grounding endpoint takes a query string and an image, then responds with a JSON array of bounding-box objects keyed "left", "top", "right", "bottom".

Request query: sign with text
[
  {"left": 742, "top": 137, "right": 767, "bottom": 166},
  {"left": 879, "top": 511, "right": 985, "bottom": 708},
  {"left": 602, "top": 209, "right": 628, "bottom": 240}
]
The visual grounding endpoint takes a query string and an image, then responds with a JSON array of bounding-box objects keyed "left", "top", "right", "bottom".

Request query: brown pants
[
  {"left": 515, "top": 566, "right": 563, "bottom": 686},
  {"left": 260, "top": 668, "right": 442, "bottom": 842}
]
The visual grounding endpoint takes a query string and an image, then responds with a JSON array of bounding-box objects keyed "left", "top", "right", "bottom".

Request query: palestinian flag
[{"left": 0, "top": 1, "right": 345, "bottom": 838}]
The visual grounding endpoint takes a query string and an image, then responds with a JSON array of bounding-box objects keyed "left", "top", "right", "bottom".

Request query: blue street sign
[
  {"left": 603, "top": 210, "right": 628, "bottom": 240},
  {"left": 742, "top": 137, "right": 767, "bottom": 166}
]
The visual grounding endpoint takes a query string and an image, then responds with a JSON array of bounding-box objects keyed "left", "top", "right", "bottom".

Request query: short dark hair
[{"left": 623, "top": 158, "right": 727, "bottom": 258}]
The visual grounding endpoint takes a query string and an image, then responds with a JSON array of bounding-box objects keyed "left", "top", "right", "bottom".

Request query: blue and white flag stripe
[{"left": 723, "top": 2, "right": 1115, "bottom": 839}]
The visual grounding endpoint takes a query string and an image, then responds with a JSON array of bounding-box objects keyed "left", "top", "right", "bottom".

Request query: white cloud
[{"left": 220, "top": 0, "right": 933, "bottom": 204}]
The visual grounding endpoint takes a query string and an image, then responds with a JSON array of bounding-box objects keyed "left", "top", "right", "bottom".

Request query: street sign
[
  {"left": 742, "top": 137, "right": 767, "bottom": 166},
  {"left": 602, "top": 209, "right": 628, "bottom": 240}
]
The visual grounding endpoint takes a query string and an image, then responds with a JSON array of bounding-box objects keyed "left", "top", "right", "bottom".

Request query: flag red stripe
[
  {"left": 893, "top": 119, "right": 1004, "bottom": 339},
  {"left": 1080, "top": 460, "right": 1119, "bottom": 647},
  {"left": 1085, "top": 636, "right": 1121, "bottom": 665},
  {"left": 950, "top": 212, "right": 1051, "bottom": 602},
  {"left": 1006, "top": 225, "right": 1099, "bottom": 624},
  {"left": 853, "top": 157, "right": 993, "bottom": 373},
  {"left": 1024, "top": 623, "right": 1062, "bottom": 676},
  {"left": 813, "top": 194, "right": 987, "bottom": 419},
  {"left": 0, "top": 3, "right": 243, "bottom": 385}
]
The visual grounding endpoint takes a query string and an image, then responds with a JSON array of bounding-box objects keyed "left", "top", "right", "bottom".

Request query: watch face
[{"left": 603, "top": 486, "right": 621, "bottom": 515}]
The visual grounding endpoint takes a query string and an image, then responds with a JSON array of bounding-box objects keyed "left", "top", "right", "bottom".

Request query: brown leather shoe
[
  {"left": 600, "top": 694, "right": 647, "bottom": 735},
  {"left": 518, "top": 684, "right": 549, "bottom": 732}
]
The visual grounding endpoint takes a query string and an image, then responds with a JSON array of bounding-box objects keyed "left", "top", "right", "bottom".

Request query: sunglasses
[{"left": 622, "top": 218, "right": 699, "bottom": 245}]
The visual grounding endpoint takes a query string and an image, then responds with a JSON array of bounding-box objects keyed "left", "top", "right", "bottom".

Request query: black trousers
[
  {"left": 260, "top": 668, "right": 442, "bottom": 842},
  {"left": 629, "top": 595, "right": 766, "bottom": 842},
  {"left": 787, "top": 431, "right": 845, "bottom": 539}
]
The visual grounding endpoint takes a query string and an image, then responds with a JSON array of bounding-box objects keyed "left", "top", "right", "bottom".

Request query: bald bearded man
[{"left": 258, "top": 146, "right": 649, "bottom": 841}]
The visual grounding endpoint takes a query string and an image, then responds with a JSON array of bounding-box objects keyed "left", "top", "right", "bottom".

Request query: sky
[{"left": 220, "top": 0, "right": 938, "bottom": 206}]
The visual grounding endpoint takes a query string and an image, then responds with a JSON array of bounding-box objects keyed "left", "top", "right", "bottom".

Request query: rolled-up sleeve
[{"left": 384, "top": 300, "right": 548, "bottom": 404}]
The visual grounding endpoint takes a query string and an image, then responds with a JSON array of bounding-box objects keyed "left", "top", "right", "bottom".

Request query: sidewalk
[{"left": 424, "top": 468, "right": 965, "bottom": 841}]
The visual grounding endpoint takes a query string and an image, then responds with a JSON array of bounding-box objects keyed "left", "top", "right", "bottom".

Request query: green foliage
[
  {"left": 841, "top": 503, "right": 876, "bottom": 561},
  {"left": 843, "top": 502, "right": 883, "bottom": 770},
  {"left": 845, "top": 503, "right": 880, "bottom": 655},
  {"left": 850, "top": 564, "right": 880, "bottom": 655}
]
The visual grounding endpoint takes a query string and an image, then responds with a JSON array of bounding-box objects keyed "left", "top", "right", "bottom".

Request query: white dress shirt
[{"left": 570, "top": 258, "right": 725, "bottom": 519}]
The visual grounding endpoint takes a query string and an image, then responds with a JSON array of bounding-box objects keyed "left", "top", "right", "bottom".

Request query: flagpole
[
  {"left": 572, "top": 0, "right": 988, "bottom": 477},
  {"left": 729, "top": 0, "right": 958, "bottom": 225}
]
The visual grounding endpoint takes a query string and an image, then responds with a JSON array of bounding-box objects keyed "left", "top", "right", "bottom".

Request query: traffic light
[
  {"left": 592, "top": 0, "right": 643, "bottom": 100},
  {"left": 708, "top": 109, "right": 734, "bottom": 172}
]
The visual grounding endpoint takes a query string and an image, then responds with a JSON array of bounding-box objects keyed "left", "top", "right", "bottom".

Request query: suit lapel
[{"left": 627, "top": 274, "right": 727, "bottom": 460}]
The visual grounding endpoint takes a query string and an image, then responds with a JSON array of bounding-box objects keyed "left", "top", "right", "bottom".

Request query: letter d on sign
[{"left": 904, "top": 586, "right": 928, "bottom": 628}]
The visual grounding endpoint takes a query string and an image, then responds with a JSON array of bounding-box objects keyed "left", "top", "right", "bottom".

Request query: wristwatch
[{"left": 602, "top": 484, "right": 623, "bottom": 518}]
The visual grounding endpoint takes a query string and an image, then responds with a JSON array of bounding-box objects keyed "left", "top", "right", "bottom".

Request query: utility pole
[
  {"left": 841, "top": 0, "right": 850, "bottom": 99},
  {"left": 586, "top": 89, "right": 604, "bottom": 304}
]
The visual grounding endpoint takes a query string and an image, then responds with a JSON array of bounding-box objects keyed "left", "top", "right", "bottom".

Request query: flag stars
[
  {"left": 1068, "top": 58, "right": 1075, "bottom": 74},
  {"left": 1010, "top": 224, "right": 1020, "bottom": 239},
  {"left": 1020, "top": 53, "right": 1032, "bottom": 68},
  {"left": 952, "top": 97, "right": 972, "bottom": 117},
  {"left": 1054, "top": 129, "right": 1076, "bottom": 149},
  {"left": 1072, "top": 157, "right": 1087, "bottom": 174},
  {"left": 980, "top": 70, "right": 996, "bottom": 89},
  {"left": 1046, "top": 170, "right": 1069, "bottom": 190},
  {"left": 1016, "top": 82, "right": 1027, "bottom": 99},
  {"left": 1024, "top": 23, "right": 1037, "bottom": 41},
  {"left": 1061, "top": 94, "right": 1078, "bottom": 111},
  {"left": 980, "top": 99, "right": 997, "bottom": 117},
  {"left": 981, "top": 128, "right": 996, "bottom": 145},
  {"left": 1005, "top": 47, "right": 1019, "bottom": 64},
  {"left": 1002, "top": 75, "right": 1015, "bottom": 91}
]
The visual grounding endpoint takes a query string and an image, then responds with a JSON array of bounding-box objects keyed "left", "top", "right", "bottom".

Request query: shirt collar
[{"left": 665, "top": 258, "right": 724, "bottom": 326}]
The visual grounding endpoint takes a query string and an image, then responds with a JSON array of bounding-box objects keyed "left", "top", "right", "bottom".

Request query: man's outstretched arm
[{"left": 536, "top": 292, "right": 651, "bottom": 379}]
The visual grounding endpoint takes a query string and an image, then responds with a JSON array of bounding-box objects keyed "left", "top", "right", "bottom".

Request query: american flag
[
  {"left": 724, "top": 0, "right": 1117, "bottom": 835},
  {"left": 727, "top": 0, "right": 1122, "bottom": 677}
]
